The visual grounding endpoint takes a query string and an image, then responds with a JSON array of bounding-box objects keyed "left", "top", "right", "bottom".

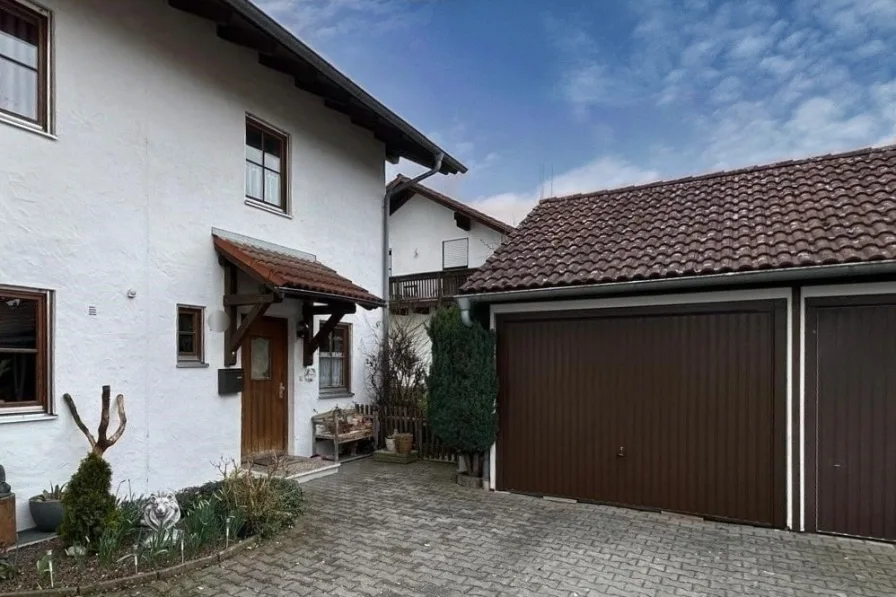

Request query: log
[{"left": 0, "top": 494, "right": 15, "bottom": 548}]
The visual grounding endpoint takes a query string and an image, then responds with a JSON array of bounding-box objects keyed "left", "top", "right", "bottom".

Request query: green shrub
[
  {"left": 174, "top": 481, "right": 223, "bottom": 516},
  {"left": 217, "top": 465, "right": 304, "bottom": 538},
  {"left": 97, "top": 496, "right": 144, "bottom": 566},
  {"left": 60, "top": 453, "right": 115, "bottom": 547},
  {"left": 427, "top": 306, "right": 498, "bottom": 478}
]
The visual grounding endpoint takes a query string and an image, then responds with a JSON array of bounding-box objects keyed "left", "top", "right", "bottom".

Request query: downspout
[
  {"left": 457, "top": 296, "right": 473, "bottom": 327},
  {"left": 381, "top": 151, "right": 444, "bottom": 344}
]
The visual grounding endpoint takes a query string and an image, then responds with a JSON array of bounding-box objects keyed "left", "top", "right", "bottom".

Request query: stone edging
[{"left": 0, "top": 537, "right": 258, "bottom": 597}]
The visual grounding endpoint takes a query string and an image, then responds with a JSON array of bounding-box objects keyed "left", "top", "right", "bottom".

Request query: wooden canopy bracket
[
  {"left": 301, "top": 302, "right": 349, "bottom": 367},
  {"left": 222, "top": 263, "right": 281, "bottom": 366}
]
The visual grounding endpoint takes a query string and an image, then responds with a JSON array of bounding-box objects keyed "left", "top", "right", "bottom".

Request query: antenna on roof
[
  {"left": 539, "top": 164, "right": 545, "bottom": 200},
  {"left": 550, "top": 165, "right": 554, "bottom": 198}
]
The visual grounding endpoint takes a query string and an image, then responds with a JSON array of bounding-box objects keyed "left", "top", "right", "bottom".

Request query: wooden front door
[{"left": 241, "top": 316, "right": 288, "bottom": 459}]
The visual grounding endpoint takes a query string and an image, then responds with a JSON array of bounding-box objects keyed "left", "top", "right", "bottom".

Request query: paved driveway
[{"left": 113, "top": 459, "right": 896, "bottom": 597}]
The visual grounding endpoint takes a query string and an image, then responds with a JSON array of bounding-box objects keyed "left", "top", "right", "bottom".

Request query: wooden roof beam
[
  {"left": 169, "top": 0, "right": 234, "bottom": 22},
  {"left": 217, "top": 23, "right": 278, "bottom": 54}
]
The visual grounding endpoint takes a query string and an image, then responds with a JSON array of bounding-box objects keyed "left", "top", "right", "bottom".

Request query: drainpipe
[
  {"left": 381, "top": 152, "right": 444, "bottom": 352},
  {"left": 457, "top": 296, "right": 473, "bottom": 327}
]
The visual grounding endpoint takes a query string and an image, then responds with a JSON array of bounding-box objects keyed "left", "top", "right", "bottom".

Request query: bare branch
[
  {"left": 63, "top": 386, "right": 127, "bottom": 457},
  {"left": 104, "top": 394, "right": 127, "bottom": 448},
  {"left": 96, "top": 385, "right": 111, "bottom": 445},
  {"left": 62, "top": 393, "right": 97, "bottom": 450}
]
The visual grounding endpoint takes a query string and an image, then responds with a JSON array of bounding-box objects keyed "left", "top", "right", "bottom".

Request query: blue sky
[{"left": 256, "top": 0, "right": 896, "bottom": 225}]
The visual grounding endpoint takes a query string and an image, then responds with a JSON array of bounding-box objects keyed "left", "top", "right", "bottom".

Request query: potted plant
[{"left": 29, "top": 484, "right": 65, "bottom": 532}]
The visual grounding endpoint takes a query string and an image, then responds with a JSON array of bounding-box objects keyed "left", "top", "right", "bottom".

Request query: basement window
[{"left": 0, "top": 287, "right": 51, "bottom": 413}]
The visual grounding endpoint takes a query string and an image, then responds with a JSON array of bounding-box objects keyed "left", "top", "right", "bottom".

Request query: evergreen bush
[
  {"left": 59, "top": 452, "right": 115, "bottom": 547},
  {"left": 427, "top": 306, "right": 498, "bottom": 477}
]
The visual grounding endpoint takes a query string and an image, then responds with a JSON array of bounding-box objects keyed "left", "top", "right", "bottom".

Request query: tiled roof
[
  {"left": 213, "top": 234, "right": 383, "bottom": 308},
  {"left": 389, "top": 176, "right": 514, "bottom": 235},
  {"left": 462, "top": 145, "right": 896, "bottom": 294}
]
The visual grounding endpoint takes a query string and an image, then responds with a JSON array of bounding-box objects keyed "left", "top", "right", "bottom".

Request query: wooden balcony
[{"left": 389, "top": 268, "right": 476, "bottom": 307}]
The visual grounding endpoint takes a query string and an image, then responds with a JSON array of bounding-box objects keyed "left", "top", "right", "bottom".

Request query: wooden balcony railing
[{"left": 389, "top": 268, "right": 477, "bottom": 305}]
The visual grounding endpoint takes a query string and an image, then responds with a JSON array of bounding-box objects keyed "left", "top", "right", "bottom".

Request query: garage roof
[
  {"left": 462, "top": 144, "right": 896, "bottom": 294},
  {"left": 168, "top": 0, "right": 465, "bottom": 175}
]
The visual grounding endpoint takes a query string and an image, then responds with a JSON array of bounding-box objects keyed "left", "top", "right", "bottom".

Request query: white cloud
[
  {"left": 254, "top": 0, "right": 433, "bottom": 42},
  {"left": 471, "top": 156, "right": 660, "bottom": 227},
  {"left": 547, "top": 0, "right": 896, "bottom": 176}
]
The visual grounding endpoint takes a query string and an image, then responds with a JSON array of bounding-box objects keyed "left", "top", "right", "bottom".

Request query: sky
[{"left": 256, "top": 0, "right": 896, "bottom": 226}]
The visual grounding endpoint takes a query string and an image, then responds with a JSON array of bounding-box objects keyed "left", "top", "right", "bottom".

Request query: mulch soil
[{"left": 1, "top": 538, "right": 223, "bottom": 593}]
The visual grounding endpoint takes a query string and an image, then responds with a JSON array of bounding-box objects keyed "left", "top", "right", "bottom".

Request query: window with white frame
[
  {"left": 0, "top": 0, "right": 51, "bottom": 131},
  {"left": 442, "top": 238, "right": 469, "bottom": 269}
]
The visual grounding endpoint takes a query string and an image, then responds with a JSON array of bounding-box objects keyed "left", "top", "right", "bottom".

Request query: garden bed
[
  {"left": 0, "top": 459, "right": 305, "bottom": 595},
  {"left": 0, "top": 535, "right": 256, "bottom": 595}
]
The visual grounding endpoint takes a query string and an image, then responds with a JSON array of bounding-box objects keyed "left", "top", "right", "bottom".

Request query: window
[
  {"left": 0, "top": 287, "right": 50, "bottom": 412},
  {"left": 442, "top": 238, "right": 469, "bottom": 269},
  {"left": 0, "top": 0, "right": 50, "bottom": 130},
  {"left": 177, "top": 306, "right": 204, "bottom": 363},
  {"left": 319, "top": 323, "right": 350, "bottom": 392},
  {"left": 245, "top": 117, "right": 288, "bottom": 211}
]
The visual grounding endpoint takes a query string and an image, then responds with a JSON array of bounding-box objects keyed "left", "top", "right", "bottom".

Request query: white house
[
  {"left": 0, "top": 0, "right": 463, "bottom": 531},
  {"left": 387, "top": 177, "right": 512, "bottom": 360}
]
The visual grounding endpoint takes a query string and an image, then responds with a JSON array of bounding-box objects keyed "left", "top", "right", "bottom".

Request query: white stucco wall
[
  {"left": 389, "top": 194, "right": 506, "bottom": 277},
  {"left": 0, "top": 0, "right": 385, "bottom": 529}
]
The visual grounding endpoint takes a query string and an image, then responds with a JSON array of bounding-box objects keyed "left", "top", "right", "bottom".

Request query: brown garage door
[
  {"left": 806, "top": 295, "right": 896, "bottom": 541},
  {"left": 496, "top": 300, "right": 787, "bottom": 527}
]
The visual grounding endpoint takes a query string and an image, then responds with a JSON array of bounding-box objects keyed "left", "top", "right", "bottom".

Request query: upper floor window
[
  {"left": 442, "top": 238, "right": 469, "bottom": 270},
  {"left": 0, "top": 0, "right": 50, "bottom": 131},
  {"left": 0, "top": 287, "right": 51, "bottom": 413},
  {"left": 245, "top": 117, "right": 288, "bottom": 212}
]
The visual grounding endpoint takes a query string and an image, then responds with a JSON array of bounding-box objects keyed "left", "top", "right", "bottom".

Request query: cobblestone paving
[{"left": 110, "top": 459, "right": 896, "bottom": 596}]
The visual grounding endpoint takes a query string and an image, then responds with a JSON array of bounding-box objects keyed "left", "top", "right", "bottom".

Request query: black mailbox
[{"left": 218, "top": 368, "right": 244, "bottom": 395}]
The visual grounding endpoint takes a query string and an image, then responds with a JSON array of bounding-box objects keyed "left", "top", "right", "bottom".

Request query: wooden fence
[{"left": 356, "top": 403, "right": 456, "bottom": 463}]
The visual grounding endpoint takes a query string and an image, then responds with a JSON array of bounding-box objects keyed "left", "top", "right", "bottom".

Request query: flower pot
[
  {"left": 393, "top": 433, "right": 412, "bottom": 455},
  {"left": 29, "top": 497, "right": 64, "bottom": 532},
  {"left": 385, "top": 437, "right": 396, "bottom": 453}
]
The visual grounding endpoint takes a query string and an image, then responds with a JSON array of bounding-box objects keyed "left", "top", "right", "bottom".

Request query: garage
[
  {"left": 806, "top": 295, "right": 896, "bottom": 541},
  {"left": 496, "top": 300, "right": 788, "bottom": 528}
]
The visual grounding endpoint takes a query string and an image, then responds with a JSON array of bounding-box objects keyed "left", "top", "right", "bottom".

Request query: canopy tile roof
[{"left": 213, "top": 233, "right": 383, "bottom": 308}]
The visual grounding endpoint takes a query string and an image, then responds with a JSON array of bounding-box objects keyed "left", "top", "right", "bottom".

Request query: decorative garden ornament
[
  {"left": 141, "top": 491, "right": 182, "bottom": 545},
  {"left": 0, "top": 464, "right": 10, "bottom": 497}
]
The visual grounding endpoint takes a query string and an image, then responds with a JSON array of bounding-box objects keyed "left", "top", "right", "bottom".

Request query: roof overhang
[
  {"left": 458, "top": 260, "right": 896, "bottom": 306},
  {"left": 388, "top": 176, "right": 514, "bottom": 235},
  {"left": 167, "top": 0, "right": 466, "bottom": 175}
]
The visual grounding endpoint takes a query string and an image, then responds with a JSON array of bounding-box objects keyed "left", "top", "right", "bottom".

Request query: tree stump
[{"left": 0, "top": 494, "right": 15, "bottom": 548}]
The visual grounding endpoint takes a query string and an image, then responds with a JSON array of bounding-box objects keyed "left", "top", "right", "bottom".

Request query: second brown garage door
[{"left": 496, "top": 300, "right": 787, "bottom": 528}]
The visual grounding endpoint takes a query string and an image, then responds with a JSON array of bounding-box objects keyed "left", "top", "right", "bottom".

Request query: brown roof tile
[
  {"left": 213, "top": 234, "right": 383, "bottom": 308},
  {"left": 462, "top": 145, "right": 896, "bottom": 294},
  {"left": 389, "top": 175, "right": 514, "bottom": 235}
]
